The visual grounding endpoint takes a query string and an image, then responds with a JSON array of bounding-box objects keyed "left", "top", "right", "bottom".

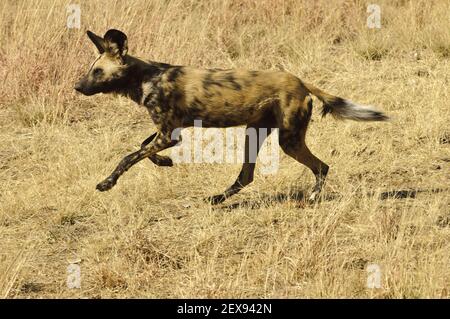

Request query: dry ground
[{"left": 0, "top": 0, "right": 449, "bottom": 298}]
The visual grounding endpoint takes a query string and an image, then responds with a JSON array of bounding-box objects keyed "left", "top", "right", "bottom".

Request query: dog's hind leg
[
  {"left": 207, "top": 114, "right": 276, "bottom": 205},
  {"left": 281, "top": 141, "right": 329, "bottom": 203},
  {"left": 141, "top": 132, "right": 174, "bottom": 167},
  {"left": 279, "top": 95, "right": 329, "bottom": 203}
]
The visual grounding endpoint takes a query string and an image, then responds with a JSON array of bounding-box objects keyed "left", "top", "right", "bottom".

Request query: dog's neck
[{"left": 116, "top": 55, "right": 172, "bottom": 105}]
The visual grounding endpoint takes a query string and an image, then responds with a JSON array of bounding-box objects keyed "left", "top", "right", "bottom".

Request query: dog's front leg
[{"left": 96, "top": 132, "right": 177, "bottom": 191}]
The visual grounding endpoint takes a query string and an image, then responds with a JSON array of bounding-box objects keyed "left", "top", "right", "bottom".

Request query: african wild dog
[{"left": 75, "top": 29, "right": 388, "bottom": 204}]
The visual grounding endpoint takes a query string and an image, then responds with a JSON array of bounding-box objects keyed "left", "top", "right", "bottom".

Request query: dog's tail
[{"left": 302, "top": 82, "right": 389, "bottom": 122}]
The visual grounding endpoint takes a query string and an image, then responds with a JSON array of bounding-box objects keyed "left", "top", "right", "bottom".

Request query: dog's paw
[
  {"left": 151, "top": 155, "right": 173, "bottom": 167},
  {"left": 96, "top": 178, "right": 116, "bottom": 192},
  {"left": 204, "top": 194, "right": 227, "bottom": 205},
  {"left": 307, "top": 191, "right": 320, "bottom": 205}
]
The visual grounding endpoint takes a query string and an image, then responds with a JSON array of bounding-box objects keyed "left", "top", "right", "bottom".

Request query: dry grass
[{"left": 0, "top": 0, "right": 449, "bottom": 298}]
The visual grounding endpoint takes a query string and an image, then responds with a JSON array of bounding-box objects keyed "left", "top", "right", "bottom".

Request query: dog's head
[{"left": 75, "top": 29, "right": 130, "bottom": 96}]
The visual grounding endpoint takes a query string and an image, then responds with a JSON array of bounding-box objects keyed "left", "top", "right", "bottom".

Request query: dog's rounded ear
[
  {"left": 87, "top": 30, "right": 106, "bottom": 54},
  {"left": 103, "top": 29, "right": 128, "bottom": 57}
]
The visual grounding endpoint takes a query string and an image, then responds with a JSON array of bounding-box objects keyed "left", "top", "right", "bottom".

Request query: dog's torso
[{"left": 136, "top": 62, "right": 305, "bottom": 130}]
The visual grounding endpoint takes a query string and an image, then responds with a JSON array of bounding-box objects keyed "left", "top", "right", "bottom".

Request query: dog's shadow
[
  {"left": 376, "top": 188, "right": 445, "bottom": 200},
  {"left": 215, "top": 189, "right": 339, "bottom": 211},
  {"left": 215, "top": 188, "right": 446, "bottom": 211}
]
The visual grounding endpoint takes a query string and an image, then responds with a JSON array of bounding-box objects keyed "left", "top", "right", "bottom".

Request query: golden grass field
[{"left": 0, "top": 0, "right": 449, "bottom": 298}]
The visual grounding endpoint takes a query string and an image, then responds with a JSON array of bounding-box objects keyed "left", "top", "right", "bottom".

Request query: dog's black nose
[{"left": 74, "top": 83, "right": 83, "bottom": 93}]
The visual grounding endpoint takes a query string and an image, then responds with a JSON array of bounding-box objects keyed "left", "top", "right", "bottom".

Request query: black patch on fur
[
  {"left": 166, "top": 66, "right": 184, "bottom": 82},
  {"left": 172, "top": 90, "right": 183, "bottom": 103},
  {"left": 203, "top": 72, "right": 223, "bottom": 90},
  {"left": 191, "top": 97, "right": 205, "bottom": 110},
  {"left": 286, "top": 93, "right": 293, "bottom": 102},
  {"left": 279, "top": 100, "right": 313, "bottom": 151},
  {"left": 224, "top": 73, "right": 242, "bottom": 90},
  {"left": 321, "top": 97, "right": 345, "bottom": 117},
  {"left": 306, "top": 98, "right": 313, "bottom": 124},
  {"left": 143, "top": 94, "right": 153, "bottom": 106},
  {"left": 203, "top": 71, "right": 242, "bottom": 91},
  {"left": 143, "top": 82, "right": 160, "bottom": 107}
]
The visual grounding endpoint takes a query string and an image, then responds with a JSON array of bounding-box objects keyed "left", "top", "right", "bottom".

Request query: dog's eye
[{"left": 93, "top": 68, "right": 103, "bottom": 77}]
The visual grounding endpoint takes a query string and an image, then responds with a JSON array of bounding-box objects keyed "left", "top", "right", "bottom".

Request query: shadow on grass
[
  {"left": 215, "top": 188, "right": 447, "bottom": 211},
  {"left": 215, "top": 189, "right": 340, "bottom": 211},
  {"left": 376, "top": 188, "right": 446, "bottom": 200}
]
